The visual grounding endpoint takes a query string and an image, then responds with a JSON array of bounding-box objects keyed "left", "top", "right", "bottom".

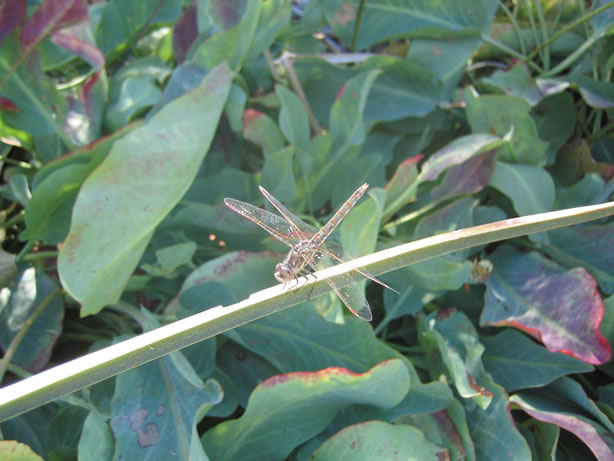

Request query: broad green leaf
[
  {"left": 465, "top": 91, "right": 549, "bottom": 164},
  {"left": 191, "top": 0, "right": 260, "bottom": 70},
  {"left": 0, "top": 441, "right": 42, "bottom": 460},
  {"left": 58, "top": 63, "right": 232, "bottom": 316},
  {"left": 572, "top": 75, "right": 614, "bottom": 109},
  {"left": 419, "top": 311, "right": 493, "bottom": 409},
  {"left": 543, "top": 225, "right": 614, "bottom": 295},
  {"left": 202, "top": 359, "right": 410, "bottom": 461},
  {"left": 22, "top": 164, "right": 91, "bottom": 244},
  {"left": 481, "top": 245, "right": 611, "bottom": 365},
  {"left": 276, "top": 85, "right": 310, "bottom": 150},
  {"left": 512, "top": 377, "right": 614, "bottom": 459},
  {"left": 531, "top": 92, "right": 576, "bottom": 163},
  {"left": 104, "top": 76, "right": 162, "bottom": 132},
  {"left": 227, "top": 305, "right": 399, "bottom": 373},
  {"left": 311, "top": 420, "right": 447, "bottom": 460},
  {"left": 78, "top": 409, "right": 114, "bottom": 461},
  {"left": 463, "top": 381, "right": 531, "bottom": 460},
  {"left": 381, "top": 269, "right": 439, "bottom": 321},
  {"left": 482, "top": 62, "right": 545, "bottom": 106},
  {"left": 482, "top": 329, "right": 593, "bottom": 392},
  {"left": 0, "top": 34, "right": 66, "bottom": 139},
  {"left": 262, "top": 146, "right": 297, "bottom": 204},
  {"left": 396, "top": 413, "right": 466, "bottom": 460},
  {"left": 110, "top": 350, "right": 222, "bottom": 461},
  {"left": 243, "top": 109, "right": 285, "bottom": 156},
  {"left": 383, "top": 154, "right": 421, "bottom": 218},
  {"left": 323, "top": 0, "right": 498, "bottom": 49},
  {"left": 0, "top": 267, "right": 63, "bottom": 370},
  {"left": 489, "top": 161, "right": 555, "bottom": 216}
]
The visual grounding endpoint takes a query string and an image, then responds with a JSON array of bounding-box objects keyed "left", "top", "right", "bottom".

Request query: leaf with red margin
[
  {"left": 20, "top": 0, "right": 88, "bottom": 52},
  {"left": 51, "top": 24, "right": 105, "bottom": 70},
  {"left": 481, "top": 245, "right": 611, "bottom": 365},
  {"left": 419, "top": 310, "right": 493, "bottom": 409},
  {"left": 396, "top": 411, "right": 467, "bottom": 460},
  {"left": 311, "top": 420, "right": 448, "bottom": 460},
  {"left": 201, "top": 359, "right": 410, "bottom": 461},
  {"left": 511, "top": 377, "right": 614, "bottom": 460},
  {"left": 0, "top": 0, "right": 26, "bottom": 44}
]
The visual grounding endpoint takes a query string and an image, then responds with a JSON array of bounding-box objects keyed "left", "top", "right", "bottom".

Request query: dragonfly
[{"left": 224, "top": 183, "right": 397, "bottom": 321}]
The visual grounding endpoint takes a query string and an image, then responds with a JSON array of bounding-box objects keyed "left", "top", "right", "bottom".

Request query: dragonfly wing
[
  {"left": 318, "top": 240, "right": 399, "bottom": 294},
  {"left": 224, "top": 197, "right": 300, "bottom": 246},
  {"left": 309, "top": 252, "right": 373, "bottom": 321},
  {"left": 259, "top": 186, "right": 317, "bottom": 239}
]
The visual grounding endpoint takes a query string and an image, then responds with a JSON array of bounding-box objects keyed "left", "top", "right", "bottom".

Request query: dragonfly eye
[{"left": 274, "top": 263, "right": 293, "bottom": 282}]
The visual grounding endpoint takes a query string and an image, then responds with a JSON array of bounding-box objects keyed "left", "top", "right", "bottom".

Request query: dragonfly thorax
[{"left": 274, "top": 241, "right": 315, "bottom": 282}]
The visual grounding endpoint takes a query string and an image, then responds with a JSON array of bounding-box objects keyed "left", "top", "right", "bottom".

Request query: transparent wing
[
  {"left": 258, "top": 186, "right": 316, "bottom": 240},
  {"left": 309, "top": 251, "right": 373, "bottom": 321},
  {"left": 318, "top": 240, "right": 399, "bottom": 294},
  {"left": 224, "top": 197, "right": 303, "bottom": 246}
]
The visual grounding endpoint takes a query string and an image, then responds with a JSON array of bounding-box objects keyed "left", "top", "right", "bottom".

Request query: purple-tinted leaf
[
  {"left": 50, "top": 24, "right": 104, "bottom": 70},
  {"left": 209, "top": 0, "right": 246, "bottom": 29},
  {"left": 512, "top": 378, "right": 614, "bottom": 460},
  {"left": 0, "top": 0, "right": 26, "bottom": 44},
  {"left": 481, "top": 245, "right": 611, "bottom": 365},
  {"left": 430, "top": 151, "right": 495, "bottom": 200},
  {"left": 172, "top": 3, "right": 198, "bottom": 64},
  {"left": 20, "top": 0, "right": 88, "bottom": 51}
]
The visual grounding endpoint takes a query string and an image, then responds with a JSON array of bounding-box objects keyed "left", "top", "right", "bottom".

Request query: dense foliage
[{"left": 0, "top": 0, "right": 614, "bottom": 460}]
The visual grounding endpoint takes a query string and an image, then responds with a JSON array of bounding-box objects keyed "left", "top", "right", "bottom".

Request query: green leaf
[
  {"left": 311, "top": 420, "right": 447, "bottom": 460},
  {"left": 227, "top": 305, "right": 399, "bottom": 373},
  {"left": 0, "top": 267, "right": 63, "bottom": 370},
  {"left": 419, "top": 312, "right": 493, "bottom": 409},
  {"left": 489, "top": 161, "right": 555, "bottom": 215},
  {"left": 78, "top": 409, "right": 114, "bottom": 461},
  {"left": 58, "top": 63, "right": 232, "bottom": 316},
  {"left": 110, "top": 348, "right": 222, "bottom": 461},
  {"left": 543, "top": 225, "right": 614, "bottom": 295},
  {"left": 202, "top": 359, "right": 410, "bottom": 461},
  {"left": 482, "top": 329, "right": 593, "bottom": 392},
  {"left": 191, "top": 0, "right": 261, "bottom": 70},
  {"left": 465, "top": 91, "right": 549, "bottom": 164},
  {"left": 323, "top": 0, "right": 498, "bottom": 49},
  {"left": 276, "top": 85, "right": 310, "bottom": 150},
  {"left": 0, "top": 440, "right": 43, "bottom": 460}
]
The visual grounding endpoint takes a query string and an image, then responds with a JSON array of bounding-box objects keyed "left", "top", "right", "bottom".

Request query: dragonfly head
[{"left": 274, "top": 263, "right": 294, "bottom": 283}]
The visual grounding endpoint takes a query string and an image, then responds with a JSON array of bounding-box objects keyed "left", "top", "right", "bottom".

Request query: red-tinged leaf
[
  {"left": 202, "top": 359, "right": 410, "bottom": 461},
  {"left": 0, "top": 97, "right": 19, "bottom": 111},
  {"left": 209, "top": 0, "right": 246, "bottom": 29},
  {"left": 50, "top": 24, "right": 104, "bottom": 70},
  {"left": 172, "top": 3, "right": 198, "bottom": 64},
  {"left": 243, "top": 109, "right": 285, "bottom": 155},
  {"left": 511, "top": 378, "right": 614, "bottom": 460},
  {"left": 383, "top": 154, "right": 422, "bottom": 216},
  {"left": 311, "top": 421, "right": 448, "bottom": 460},
  {"left": 481, "top": 245, "right": 611, "bottom": 365},
  {"left": 20, "top": 0, "right": 88, "bottom": 51},
  {"left": 396, "top": 411, "right": 467, "bottom": 459},
  {"left": 430, "top": 150, "right": 495, "bottom": 200},
  {"left": 0, "top": 0, "right": 26, "bottom": 44}
]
